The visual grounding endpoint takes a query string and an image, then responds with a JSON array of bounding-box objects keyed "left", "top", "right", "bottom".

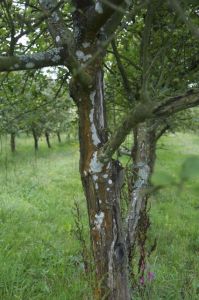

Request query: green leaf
[
  {"left": 180, "top": 156, "right": 199, "bottom": 181},
  {"left": 152, "top": 171, "right": 175, "bottom": 186}
]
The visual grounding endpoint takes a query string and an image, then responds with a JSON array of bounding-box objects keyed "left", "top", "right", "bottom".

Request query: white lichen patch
[
  {"left": 134, "top": 163, "right": 150, "bottom": 188},
  {"left": 90, "top": 91, "right": 96, "bottom": 104},
  {"left": 83, "top": 54, "right": 92, "bottom": 62},
  {"left": 56, "top": 36, "right": 61, "bottom": 43},
  {"left": 103, "top": 174, "right": 108, "bottom": 179},
  {"left": 75, "top": 50, "right": 92, "bottom": 62},
  {"left": 89, "top": 90, "right": 101, "bottom": 146},
  {"left": 106, "top": 162, "right": 111, "bottom": 170},
  {"left": 52, "top": 11, "right": 59, "bottom": 22},
  {"left": 107, "top": 187, "right": 110, "bottom": 191},
  {"left": 76, "top": 50, "right": 85, "bottom": 60},
  {"left": 94, "top": 211, "right": 104, "bottom": 230},
  {"left": 93, "top": 175, "right": 98, "bottom": 181},
  {"left": 95, "top": 1, "right": 103, "bottom": 14},
  {"left": 139, "top": 164, "right": 150, "bottom": 181},
  {"left": 108, "top": 179, "right": 112, "bottom": 185},
  {"left": 90, "top": 108, "right": 101, "bottom": 146},
  {"left": 108, "top": 218, "right": 117, "bottom": 288},
  {"left": 52, "top": 54, "right": 61, "bottom": 62},
  {"left": 82, "top": 42, "right": 91, "bottom": 49},
  {"left": 26, "top": 62, "right": 35, "bottom": 68},
  {"left": 90, "top": 152, "right": 104, "bottom": 173},
  {"left": 95, "top": 183, "right": 99, "bottom": 190}
]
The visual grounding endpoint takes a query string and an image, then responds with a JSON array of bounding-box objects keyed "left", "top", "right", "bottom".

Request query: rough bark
[
  {"left": 70, "top": 46, "right": 130, "bottom": 297},
  {"left": 126, "top": 122, "right": 156, "bottom": 257},
  {"left": 10, "top": 132, "right": 16, "bottom": 153},
  {"left": 45, "top": 131, "right": 51, "bottom": 148}
]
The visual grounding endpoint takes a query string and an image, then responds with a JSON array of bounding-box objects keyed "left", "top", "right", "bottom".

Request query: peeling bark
[
  {"left": 126, "top": 122, "right": 156, "bottom": 257},
  {"left": 71, "top": 46, "right": 130, "bottom": 297},
  {"left": 82, "top": 161, "right": 130, "bottom": 299}
]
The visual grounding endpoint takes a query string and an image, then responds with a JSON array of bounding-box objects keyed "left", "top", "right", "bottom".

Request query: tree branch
[
  {"left": 86, "top": 0, "right": 126, "bottom": 34},
  {"left": 0, "top": 48, "right": 65, "bottom": 72},
  {"left": 39, "top": 0, "right": 74, "bottom": 48},
  {"left": 155, "top": 123, "right": 170, "bottom": 141},
  {"left": 99, "top": 102, "right": 152, "bottom": 162},
  {"left": 99, "top": 89, "right": 199, "bottom": 162},
  {"left": 140, "top": 1, "right": 154, "bottom": 102},
  {"left": 169, "top": 0, "right": 199, "bottom": 40},
  {"left": 154, "top": 89, "right": 199, "bottom": 117},
  {"left": 111, "top": 39, "right": 133, "bottom": 102}
]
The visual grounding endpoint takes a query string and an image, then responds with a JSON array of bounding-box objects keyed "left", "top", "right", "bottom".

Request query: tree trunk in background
[
  {"left": 45, "top": 131, "right": 51, "bottom": 148},
  {"left": 57, "top": 131, "right": 61, "bottom": 143},
  {"left": 10, "top": 133, "right": 16, "bottom": 153},
  {"left": 71, "top": 56, "right": 130, "bottom": 299},
  {"left": 66, "top": 132, "right": 70, "bottom": 141},
  {"left": 126, "top": 121, "right": 157, "bottom": 270},
  {"left": 32, "top": 128, "right": 39, "bottom": 151}
]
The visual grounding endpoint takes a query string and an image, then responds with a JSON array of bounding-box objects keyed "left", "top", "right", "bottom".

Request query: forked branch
[{"left": 99, "top": 89, "right": 199, "bottom": 162}]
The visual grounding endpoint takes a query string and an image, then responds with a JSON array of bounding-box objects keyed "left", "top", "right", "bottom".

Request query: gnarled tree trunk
[
  {"left": 71, "top": 50, "right": 130, "bottom": 298},
  {"left": 126, "top": 122, "right": 157, "bottom": 267}
]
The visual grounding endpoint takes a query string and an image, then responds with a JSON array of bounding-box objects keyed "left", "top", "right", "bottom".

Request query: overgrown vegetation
[{"left": 0, "top": 133, "right": 198, "bottom": 299}]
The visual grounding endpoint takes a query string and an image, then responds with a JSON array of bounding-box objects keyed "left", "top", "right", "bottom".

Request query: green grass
[
  {"left": 0, "top": 135, "right": 90, "bottom": 300},
  {"left": 0, "top": 133, "right": 199, "bottom": 299},
  {"left": 141, "top": 133, "right": 199, "bottom": 300}
]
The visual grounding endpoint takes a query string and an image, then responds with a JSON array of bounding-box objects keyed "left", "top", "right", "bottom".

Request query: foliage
[{"left": 0, "top": 71, "right": 77, "bottom": 146}]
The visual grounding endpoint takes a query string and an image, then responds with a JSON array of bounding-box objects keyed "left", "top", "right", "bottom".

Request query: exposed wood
[{"left": 126, "top": 122, "right": 156, "bottom": 254}]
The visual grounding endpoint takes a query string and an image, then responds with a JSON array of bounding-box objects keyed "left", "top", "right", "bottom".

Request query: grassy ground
[
  {"left": 0, "top": 135, "right": 90, "bottom": 300},
  {"left": 144, "top": 133, "right": 199, "bottom": 300},
  {"left": 0, "top": 133, "right": 198, "bottom": 299}
]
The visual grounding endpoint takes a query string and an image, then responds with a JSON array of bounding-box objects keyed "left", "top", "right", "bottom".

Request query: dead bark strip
[{"left": 126, "top": 122, "right": 156, "bottom": 259}]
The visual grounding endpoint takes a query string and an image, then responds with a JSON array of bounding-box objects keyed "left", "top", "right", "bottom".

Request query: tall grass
[
  {"left": 0, "top": 135, "right": 90, "bottom": 300},
  {"left": 0, "top": 133, "right": 198, "bottom": 299}
]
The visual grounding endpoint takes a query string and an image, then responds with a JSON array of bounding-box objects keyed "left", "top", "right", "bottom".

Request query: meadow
[{"left": 0, "top": 133, "right": 198, "bottom": 300}]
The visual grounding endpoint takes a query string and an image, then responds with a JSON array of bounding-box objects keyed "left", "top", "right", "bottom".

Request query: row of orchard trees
[{"left": 0, "top": 70, "right": 77, "bottom": 152}]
